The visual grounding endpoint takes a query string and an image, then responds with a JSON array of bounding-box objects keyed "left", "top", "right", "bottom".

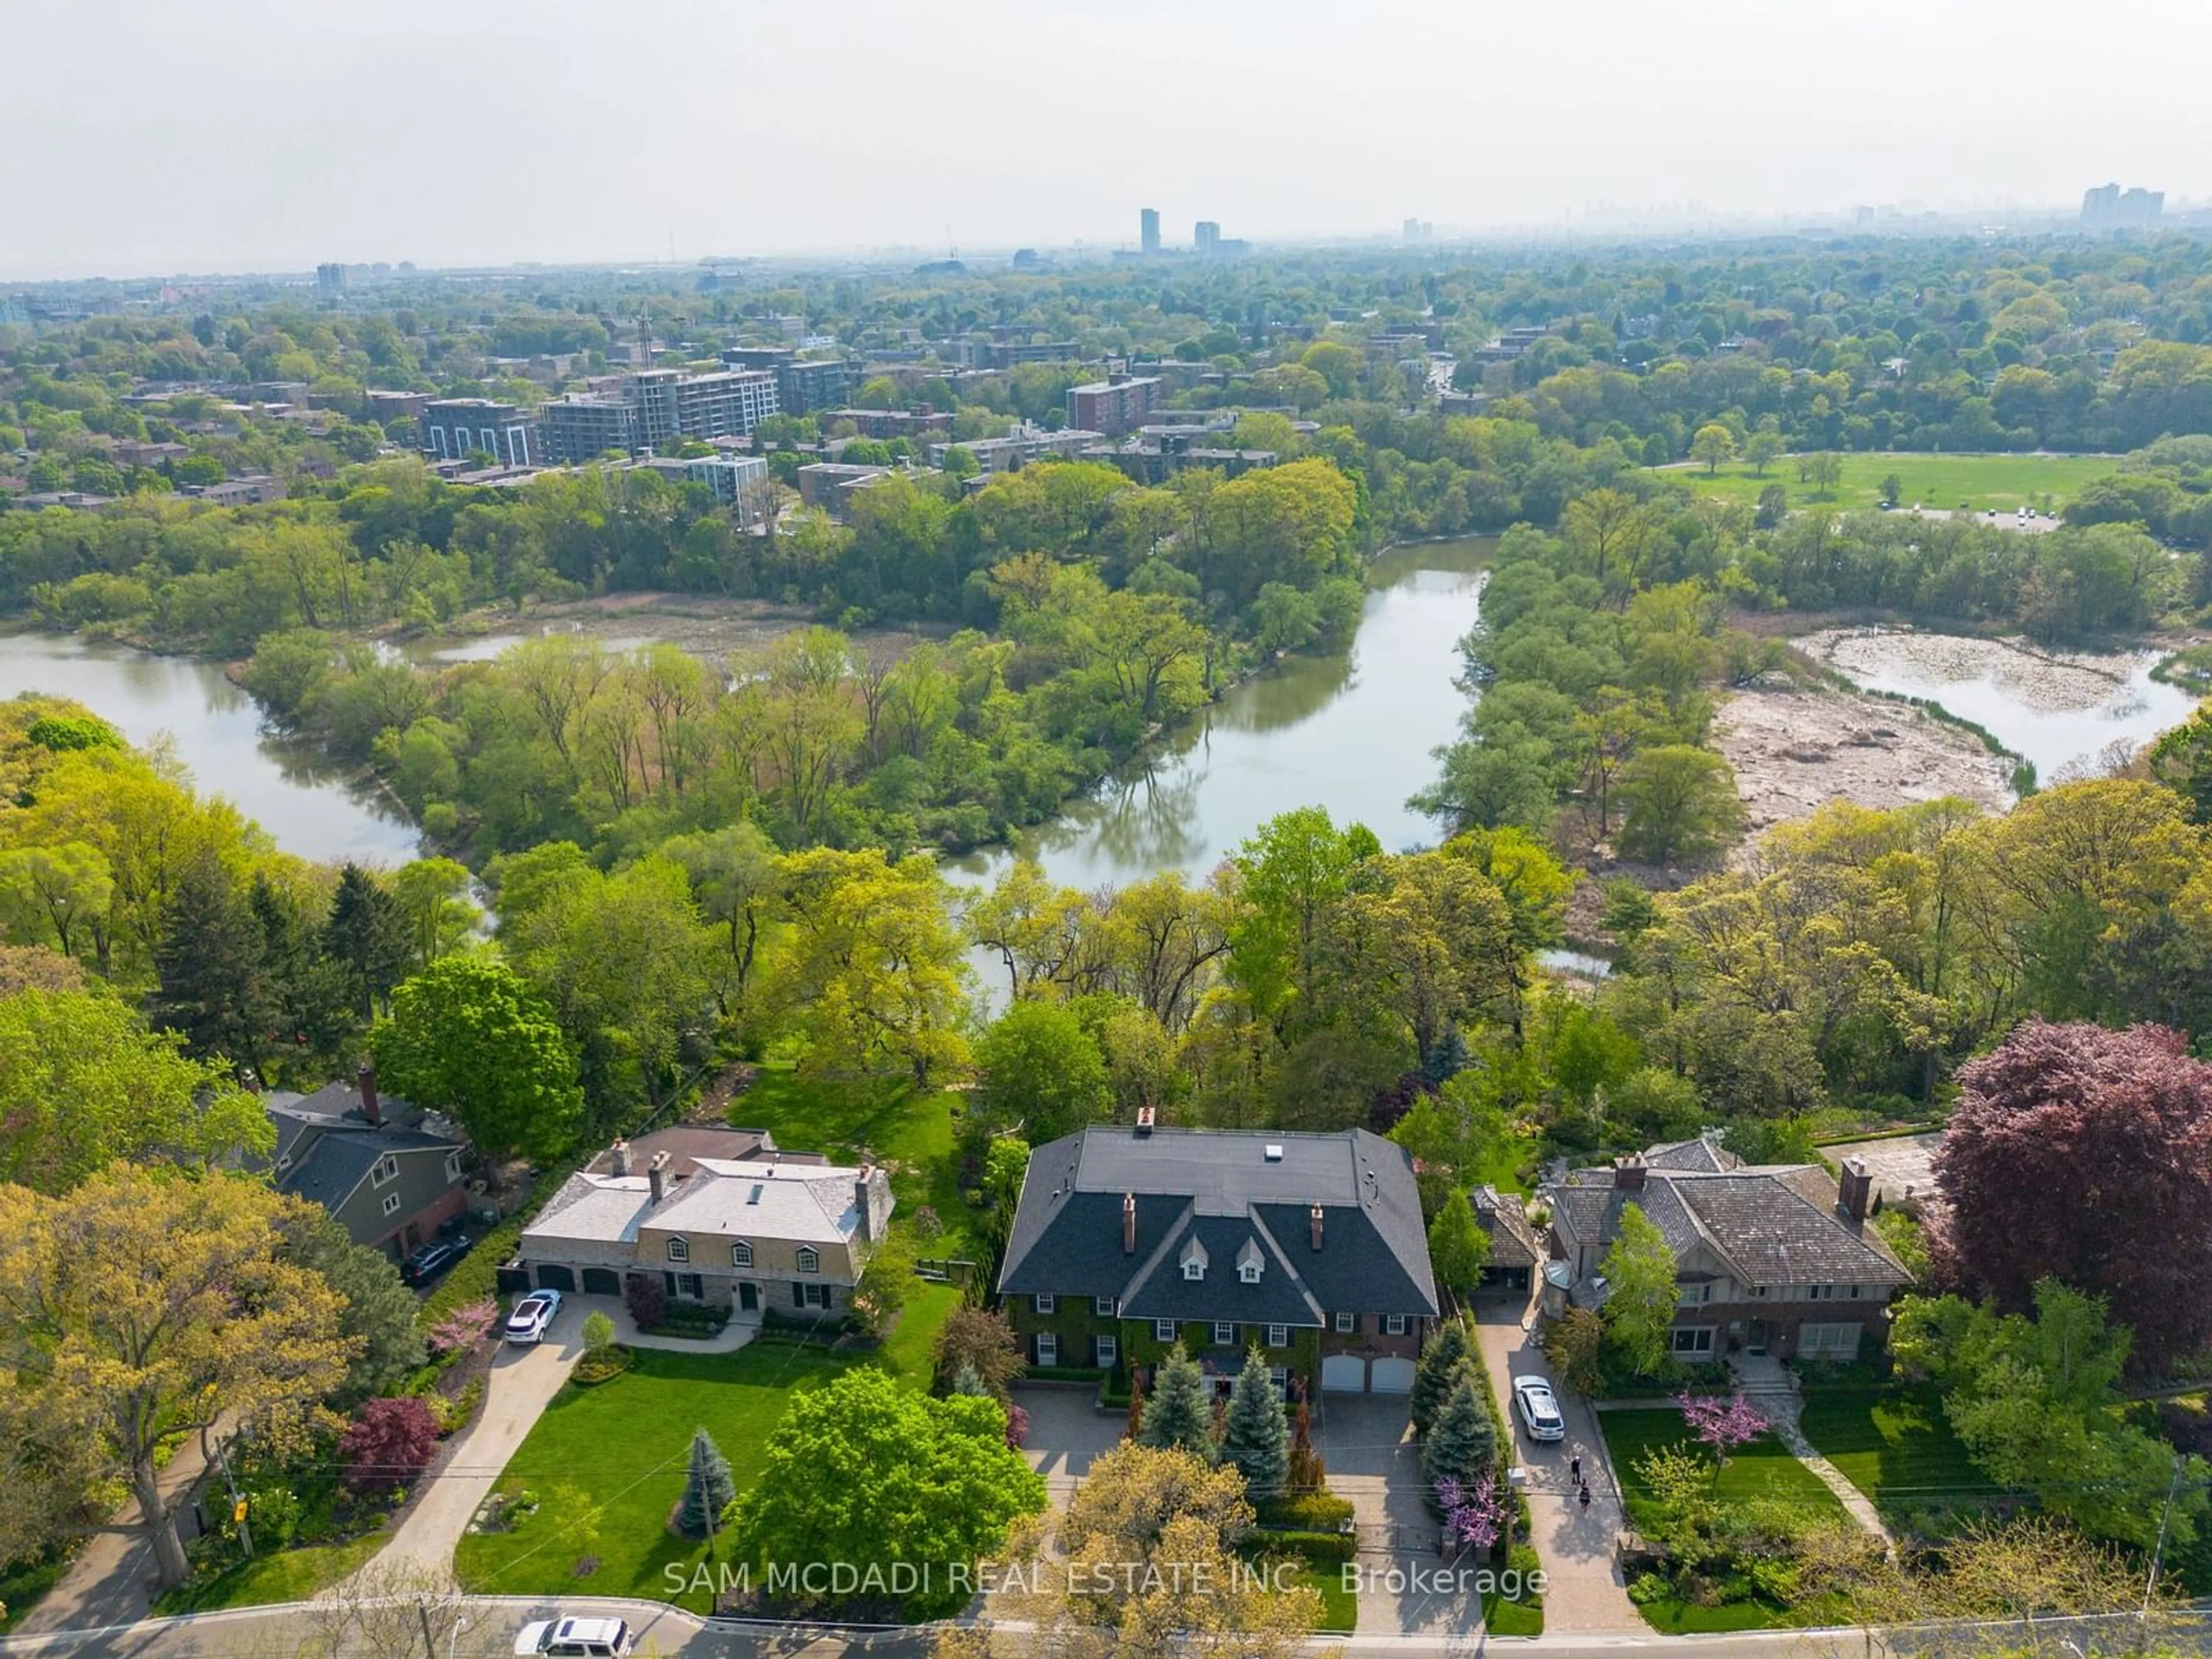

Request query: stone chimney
[
  {"left": 647, "top": 1150, "right": 669, "bottom": 1206},
  {"left": 1838, "top": 1156, "right": 1873, "bottom": 1225},
  {"left": 855, "top": 1167, "right": 876, "bottom": 1243},
  {"left": 610, "top": 1139, "right": 632, "bottom": 1177},
  {"left": 1123, "top": 1192, "right": 1137, "bottom": 1254},
  {"left": 1615, "top": 1155, "right": 1647, "bottom": 1193},
  {"left": 356, "top": 1062, "right": 381, "bottom": 1127},
  {"left": 1309, "top": 1203, "right": 1325, "bottom": 1251}
]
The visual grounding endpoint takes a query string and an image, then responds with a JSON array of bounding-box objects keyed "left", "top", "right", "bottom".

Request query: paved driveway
[
  {"left": 1472, "top": 1301, "right": 1642, "bottom": 1633},
  {"left": 1315, "top": 1392, "right": 1485, "bottom": 1637},
  {"left": 1011, "top": 1384, "right": 1123, "bottom": 1497},
  {"left": 366, "top": 1306, "right": 582, "bottom": 1575}
]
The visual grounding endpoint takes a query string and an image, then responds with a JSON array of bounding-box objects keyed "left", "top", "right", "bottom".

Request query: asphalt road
[{"left": 3, "top": 1598, "right": 2199, "bottom": 1659}]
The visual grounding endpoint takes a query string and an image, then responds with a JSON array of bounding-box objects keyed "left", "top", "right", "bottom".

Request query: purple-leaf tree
[
  {"left": 1435, "top": 1470, "right": 1507, "bottom": 1558},
  {"left": 1676, "top": 1390, "right": 1768, "bottom": 1466}
]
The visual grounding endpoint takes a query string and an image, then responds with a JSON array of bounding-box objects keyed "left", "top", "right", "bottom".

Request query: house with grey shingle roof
[
  {"left": 1537, "top": 1135, "right": 1911, "bottom": 1365},
  {"left": 998, "top": 1124, "right": 1438, "bottom": 1398},
  {"left": 262, "top": 1067, "right": 467, "bottom": 1261}
]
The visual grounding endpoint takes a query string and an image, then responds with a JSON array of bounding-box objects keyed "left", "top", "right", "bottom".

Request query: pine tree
[
  {"left": 150, "top": 851, "right": 272, "bottom": 1067},
  {"left": 1411, "top": 1318, "right": 1471, "bottom": 1438},
  {"left": 1421, "top": 1365, "right": 1498, "bottom": 1499},
  {"left": 323, "top": 862, "right": 410, "bottom": 1020},
  {"left": 1219, "top": 1348, "right": 1290, "bottom": 1498},
  {"left": 1138, "top": 1343, "right": 1215, "bottom": 1460},
  {"left": 677, "top": 1427, "right": 737, "bottom": 1537},
  {"left": 952, "top": 1360, "right": 989, "bottom": 1397}
]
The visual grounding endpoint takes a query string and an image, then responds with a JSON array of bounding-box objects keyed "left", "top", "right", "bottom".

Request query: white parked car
[
  {"left": 514, "top": 1616, "right": 631, "bottom": 1658},
  {"left": 1512, "top": 1374, "right": 1567, "bottom": 1442},
  {"left": 504, "top": 1289, "right": 563, "bottom": 1344}
]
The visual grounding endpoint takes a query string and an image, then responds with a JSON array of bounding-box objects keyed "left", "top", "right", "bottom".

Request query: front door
[
  {"left": 1747, "top": 1319, "right": 1770, "bottom": 1355},
  {"left": 738, "top": 1282, "right": 759, "bottom": 1312}
]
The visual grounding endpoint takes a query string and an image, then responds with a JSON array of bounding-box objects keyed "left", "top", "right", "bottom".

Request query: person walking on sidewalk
[
  {"left": 1570, "top": 1454, "right": 1582, "bottom": 1484},
  {"left": 1578, "top": 1481, "right": 1592, "bottom": 1514}
]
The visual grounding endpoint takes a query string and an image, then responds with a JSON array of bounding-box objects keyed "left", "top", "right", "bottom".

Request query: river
[
  {"left": 946, "top": 536, "right": 1491, "bottom": 893},
  {"left": 0, "top": 631, "right": 423, "bottom": 865}
]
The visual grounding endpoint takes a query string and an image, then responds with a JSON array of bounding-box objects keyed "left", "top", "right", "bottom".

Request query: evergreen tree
[
  {"left": 677, "top": 1427, "right": 737, "bottom": 1537},
  {"left": 150, "top": 851, "right": 272, "bottom": 1068},
  {"left": 249, "top": 873, "right": 357, "bottom": 1068},
  {"left": 1219, "top": 1348, "right": 1290, "bottom": 1498},
  {"left": 323, "top": 862, "right": 410, "bottom": 1020},
  {"left": 1411, "top": 1319, "right": 1471, "bottom": 1438},
  {"left": 1138, "top": 1343, "right": 1215, "bottom": 1460},
  {"left": 952, "top": 1360, "right": 989, "bottom": 1397},
  {"left": 1421, "top": 1366, "right": 1498, "bottom": 1498}
]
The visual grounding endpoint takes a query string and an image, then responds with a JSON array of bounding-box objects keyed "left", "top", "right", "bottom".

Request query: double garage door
[
  {"left": 1320, "top": 1354, "right": 1416, "bottom": 1393},
  {"left": 533, "top": 1264, "right": 623, "bottom": 1296}
]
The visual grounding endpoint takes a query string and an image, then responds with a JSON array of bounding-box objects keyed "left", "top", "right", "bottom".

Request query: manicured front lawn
[
  {"left": 1665, "top": 451, "right": 2119, "bottom": 514},
  {"left": 1600, "top": 1407, "right": 1850, "bottom": 1634},
  {"left": 152, "top": 1532, "right": 385, "bottom": 1614},
  {"left": 731, "top": 1066, "right": 976, "bottom": 1253},
  {"left": 1601, "top": 1408, "right": 1850, "bottom": 1525},
  {"left": 1251, "top": 1556, "right": 1356, "bottom": 1633},
  {"left": 454, "top": 1284, "right": 956, "bottom": 1612},
  {"left": 1797, "top": 1385, "right": 2000, "bottom": 1527}
]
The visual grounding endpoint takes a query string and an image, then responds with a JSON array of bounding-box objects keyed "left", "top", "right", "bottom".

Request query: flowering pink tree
[
  {"left": 1675, "top": 1390, "right": 1768, "bottom": 1467},
  {"left": 429, "top": 1297, "right": 497, "bottom": 1357},
  {"left": 1435, "top": 1471, "right": 1508, "bottom": 1558}
]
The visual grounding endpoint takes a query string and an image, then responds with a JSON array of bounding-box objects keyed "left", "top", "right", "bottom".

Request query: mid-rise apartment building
[
  {"left": 1066, "top": 374, "right": 1163, "bottom": 438},
  {"left": 419, "top": 399, "right": 537, "bottom": 467},
  {"left": 537, "top": 369, "right": 781, "bottom": 464}
]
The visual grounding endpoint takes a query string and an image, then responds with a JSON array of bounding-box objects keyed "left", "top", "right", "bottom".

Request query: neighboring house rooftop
[
  {"left": 1543, "top": 1146, "right": 1911, "bottom": 1293},
  {"left": 525, "top": 1153, "right": 885, "bottom": 1252},
  {"left": 279, "top": 1125, "right": 457, "bottom": 1212},
  {"left": 584, "top": 1124, "right": 826, "bottom": 1182},
  {"left": 999, "top": 1126, "right": 1438, "bottom": 1322},
  {"left": 1470, "top": 1183, "right": 1543, "bottom": 1269}
]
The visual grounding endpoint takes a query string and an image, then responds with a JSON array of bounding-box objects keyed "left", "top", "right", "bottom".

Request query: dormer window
[
  {"left": 1236, "top": 1238, "right": 1264, "bottom": 1284},
  {"left": 666, "top": 1236, "right": 690, "bottom": 1263},
  {"left": 797, "top": 1246, "right": 819, "bottom": 1274},
  {"left": 732, "top": 1241, "right": 752, "bottom": 1268},
  {"left": 1179, "top": 1236, "right": 1208, "bottom": 1282},
  {"left": 371, "top": 1156, "right": 397, "bottom": 1187}
]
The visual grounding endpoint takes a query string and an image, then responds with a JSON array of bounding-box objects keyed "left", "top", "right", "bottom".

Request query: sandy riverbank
[{"left": 1716, "top": 685, "right": 2014, "bottom": 836}]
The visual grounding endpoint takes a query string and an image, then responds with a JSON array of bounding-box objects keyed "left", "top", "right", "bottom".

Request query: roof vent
[{"left": 1264, "top": 1143, "right": 1284, "bottom": 1162}]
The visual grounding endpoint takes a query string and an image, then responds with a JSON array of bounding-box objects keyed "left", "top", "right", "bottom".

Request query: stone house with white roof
[{"left": 517, "top": 1140, "right": 892, "bottom": 1319}]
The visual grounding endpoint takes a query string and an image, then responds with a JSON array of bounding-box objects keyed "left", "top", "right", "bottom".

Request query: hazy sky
[{"left": 5, "top": 0, "right": 2205, "bottom": 281}]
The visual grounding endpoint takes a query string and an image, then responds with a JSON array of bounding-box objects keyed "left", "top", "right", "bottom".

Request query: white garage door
[
  {"left": 1320, "top": 1354, "right": 1367, "bottom": 1392},
  {"left": 1369, "top": 1356, "right": 1417, "bottom": 1393}
]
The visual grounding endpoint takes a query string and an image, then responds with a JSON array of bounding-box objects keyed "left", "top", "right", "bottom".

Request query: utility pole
[
  {"left": 211, "top": 1431, "right": 252, "bottom": 1560},
  {"left": 2144, "top": 1452, "right": 2184, "bottom": 1616}
]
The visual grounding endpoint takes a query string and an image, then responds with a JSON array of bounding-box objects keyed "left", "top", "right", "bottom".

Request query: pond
[
  {"left": 947, "top": 537, "right": 1491, "bottom": 895},
  {"left": 0, "top": 631, "right": 423, "bottom": 865},
  {"left": 1804, "top": 626, "right": 2200, "bottom": 782}
]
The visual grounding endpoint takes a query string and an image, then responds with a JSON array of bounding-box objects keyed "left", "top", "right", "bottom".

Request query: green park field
[{"left": 1665, "top": 452, "right": 2122, "bottom": 514}]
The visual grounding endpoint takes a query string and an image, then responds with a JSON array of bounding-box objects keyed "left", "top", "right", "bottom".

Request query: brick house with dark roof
[
  {"left": 1538, "top": 1135, "right": 1912, "bottom": 1363},
  {"left": 998, "top": 1123, "right": 1438, "bottom": 1397}
]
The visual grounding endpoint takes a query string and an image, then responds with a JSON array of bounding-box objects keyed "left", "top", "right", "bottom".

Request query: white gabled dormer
[
  {"left": 1180, "top": 1235, "right": 1209, "bottom": 1281},
  {"left": 1236, "top": 1237, "right": 1264, "bottom": 1283}
]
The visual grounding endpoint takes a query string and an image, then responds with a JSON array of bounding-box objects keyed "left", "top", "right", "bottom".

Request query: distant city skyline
[{"left": 2, "top": 0, "right": 2205, "bottom": 282}]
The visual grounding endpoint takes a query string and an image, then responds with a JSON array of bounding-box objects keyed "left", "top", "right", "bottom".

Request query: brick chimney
[
  {"left": 1838, "top": 1156, "right": 1873, "bottom": 1225},
  {"left": 1135, "top": 1106, "right": 1156, "bottom": 1137},
  {"left": 1615, "top": 1155, "right": 1647, "bottom": 1193},
  {"left": 647, "top": 1150, "right": 669, "bottom": 1206},
  {"left": 1309, "top": 1203, "right": 1325, "bottom": 1251},
  {"left": 610, "top": 1139, "right": 631, "bottom": 1177},
  {"left": 356, "top": 1062, "right": 381, "bottom": 1127},
  {"left": 1123, "top": 1192, "right": 1137, "bottom": 1254}
]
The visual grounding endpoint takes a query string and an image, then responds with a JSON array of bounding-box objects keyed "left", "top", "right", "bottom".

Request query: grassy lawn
[
  {"left": 1600, "top": 1407, "right": 1850, "bottom": 1634},
  {"left": 151, "top": 1532, "right": 385, "bottom": 1615},
  {"left": 1471, "top": 1130, "right": 1541, "bottom": 1196},
  {"left": 454, "top": 1282, "right": 957, "bottom": 1613},
  {"left": 1483, "top": 1588, "right": 1544, "bottom": 1635},
  {"left": 1603, "top": 1408, "right": 1849, "bottom": 1525},
  {"left": 1665, "top": 451, "right": 2120, "bottom": 514},
  {"left": 1251, "top": 1556, "right": 1355, "bottom": 1633},
  {"left": 732, "top": 1065, "right": 977, "bottom": 1253},
  {"left": 1797, "top": 1385, "right": 2001, "bottom": 1525}
]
